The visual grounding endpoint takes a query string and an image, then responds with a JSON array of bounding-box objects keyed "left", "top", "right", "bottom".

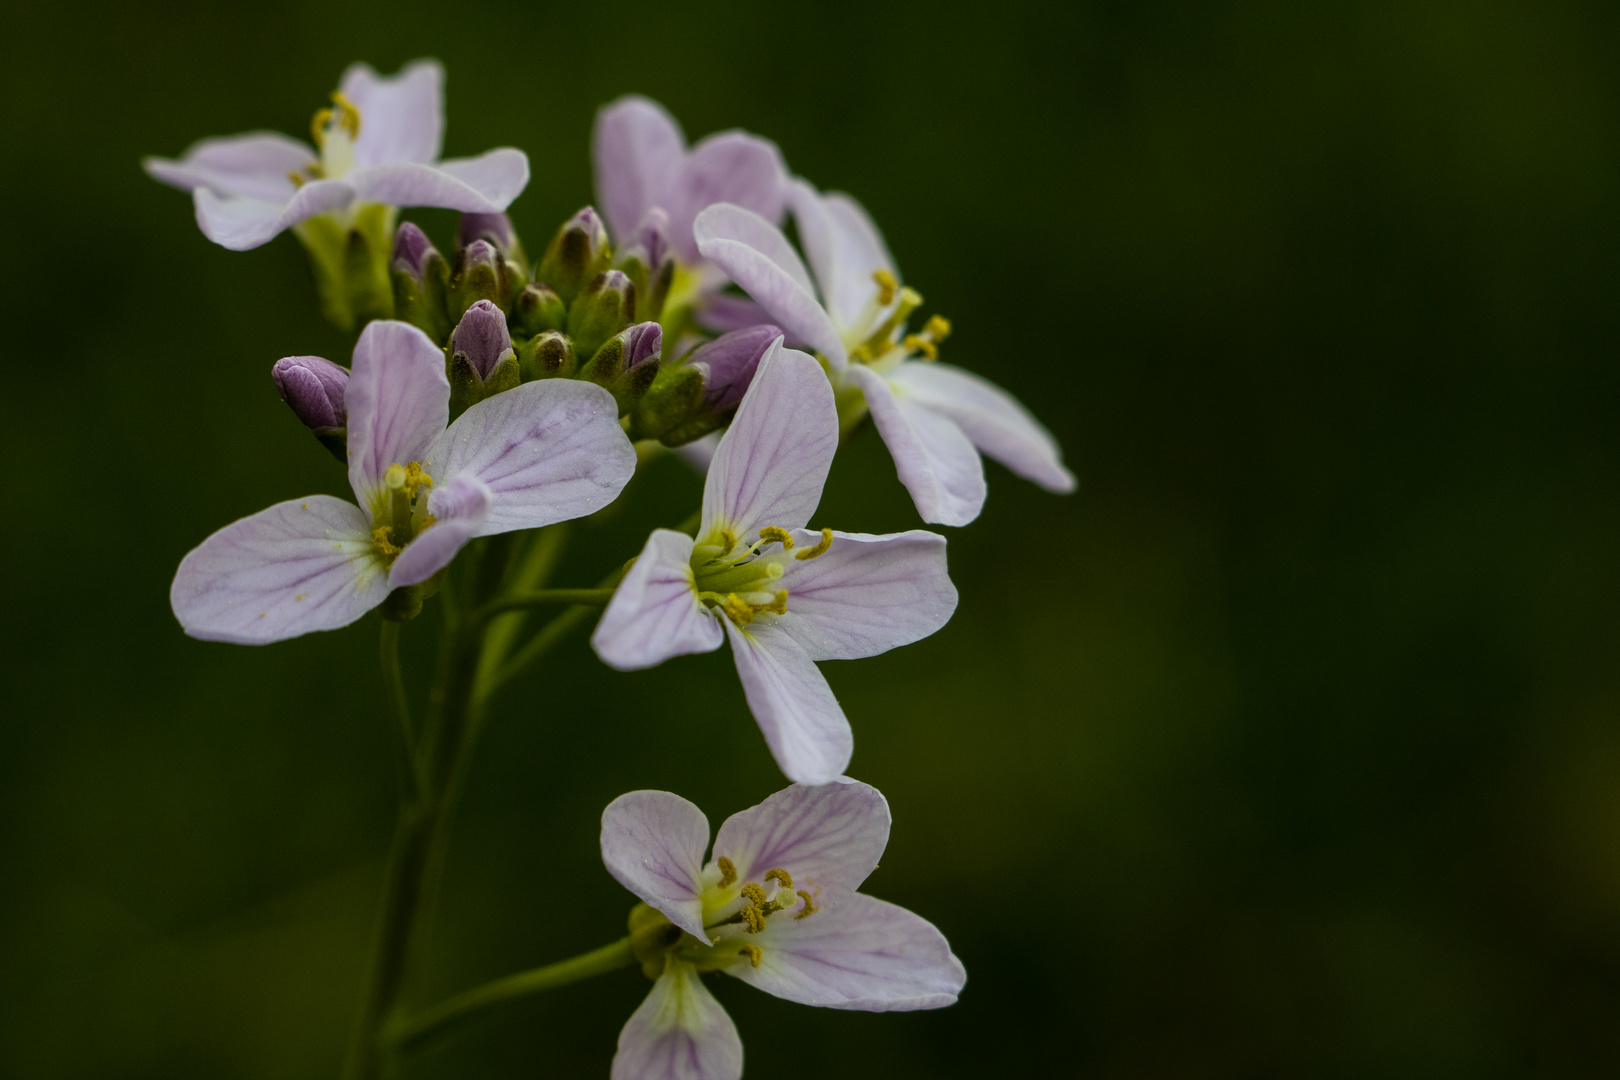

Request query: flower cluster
[{"left": 147, "top": 60, "right": 1071, "bottom": 1079}]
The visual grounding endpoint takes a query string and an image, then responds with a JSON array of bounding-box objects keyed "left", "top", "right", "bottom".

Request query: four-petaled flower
[
  {"left": 145, "top": 60, "right": 529, "bottom": 251},
  {"left": 591, "top": 339, "right": 958, "bottom": 783},
  {"left": 601, "top": 779, "right": 965, "bottom": 1080},
  {"left": 171, "top": 320, "right": 634, "bottom": 643},
  {"left": 694, "top": 181, "right": 1076, "bottom": 526}
]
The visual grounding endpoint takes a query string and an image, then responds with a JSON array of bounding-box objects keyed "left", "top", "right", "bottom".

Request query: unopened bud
[
  {"left": 568, "top": 269, "right": 636, "bottom": 360},
  {"left": 391, "top": 222, "right": 451, "bottom": 342},
  {"left": 458, "top": 212, "right": 518, "bottom": 256},
  {"left": 535, "top": 206, "right": 610, "bottom": 306},
  {"left": 584, "top": 321, "right": 663, "bottom": 414},
  {"left": 517, "top": 329, "right": 576, "bottom": 381},
  {"left": 296, "top": 202, "right": 395, "bottom": 331},
  {"left": 272, "top": 355, "right": 349, "bottom": 460},
  {"left": 614, "top": 207, "right": 676, "bottom": 324},
  {"left": 450, "top": 239, "right": 515, "bottom": 319},
  {"left": 448, "top": 300, "right": 520, "bottom": 408},
  {"left": 628, "top": 326, "right": 778, "bottom": 445},
  {"left": 690, "top": 325, "right": 777, "bottom": 412},
  {"left": 512, "top": 282, "right": 566, "bottom": 337}
]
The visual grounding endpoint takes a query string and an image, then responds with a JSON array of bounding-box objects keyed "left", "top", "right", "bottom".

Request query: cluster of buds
[{"left": 377, "top": 207, "right": 767, "bottom": 444}]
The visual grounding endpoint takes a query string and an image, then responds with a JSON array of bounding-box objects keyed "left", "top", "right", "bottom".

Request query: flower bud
[
  {"left": 535, "top": 206, "right": 610, "bottom": 307},
  {"left": 296, "top": 202, "right": 395, "bottom": 332},
  {"left": 448, "top": 300, "right": 520, "bottom": 408},
  {"left": 517, "top": 329, "right": 576, "bottom": 381},
  {"left": 450, "top": 238, "right": 515, "bottom": 319},
  {"left": 614, "top": 207, "right": 676, "bottom": 325},
  {"left": 458, "top": 212, "right": 518, "bottom": 256},
  {"left": 272, "top": 355, "right": 349, "bottom": 460},
  {"left": 512, "top": 282, "right": 566, "bottom": 337},
  {"left": 584, "top": 321, "right": 663, "bottom": 414},
  {"left": 391, "top": 222, "right": 452, "bottom": 343},
  {"left": 567, "top": 269, "right": 636, "bottom": 360},
  {"left": 628, "top": 326, "right": 778, "bottom": 445}
]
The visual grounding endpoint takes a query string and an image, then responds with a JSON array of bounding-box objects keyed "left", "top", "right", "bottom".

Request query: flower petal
[
  {"left": 345, "top": 149, "right": 530, "bottom": 213},
  {"left": 143, "top": 131, "right": 315, "bottom": 203},
  {"left": 192, "top": 179, "right": 355, "bottom": 251},
  {"left": 846, "top": 366, "right": 986, "bottom": 527},
  {"left": 701, "top": 342, "right": 835, "bottom": 539},
  {"left": 709, "top": 778, "right": 887, "bottom": 908},
  {"left": 345, "top": 320, "right": 450, "bottom": 515},
  {"left": 888, "top": 362, "right": 1076, "bottom": 493},
  {"left": 424, "top": 380, "right": 634, "bottom": 535},
  {"left": 737, "top": 893, "right": 965, "bottom": 1012},
  {"left": 601, "top": 791, "right": 712, "bottom": 940},
  {"left": 387, "top": 474, "right": 490, "bottom": 588},
  {"left": 593, "top": 530, "right": 723, "bottom": 671},
  {"left": 340, "top": 59, "right": 444, "bottom": 168},
  {"left": 170, "top": 496, "right": 388, "bottom": 644},
  {"left": 695, "top": 294, "right": 775, "bottom": 335},
  {"left": 694, "top": 205, "right": 846, "bottom": 367},
  {"left": 666, "top": 132, "right": 787, "bottom": 264},
  {"left": 612, "top": 962, "right": 742, "bottom": 1080},
  {"left": 777, "top": 530, "right": 957, "bottom": 660},
  {"left": 593, "top": 95, "right": 688, "bottom": 244},
  {"left": 721, "top": 620, "right": 852, "bottom": 785},
  {"left": 788, "top": 179, "right": 897, "bottom": 337}
]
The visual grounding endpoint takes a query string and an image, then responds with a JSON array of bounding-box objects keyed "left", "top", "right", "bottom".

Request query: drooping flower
[
  {"left": 590, "top": 340, "right": 957, "bottom": 783},
  {"left": 693, "top": 181, "right": 1075, "bottom": 526},
  {"left": 601, "top": 780, "right": 965, "bottom": 1080},
  {"left": 591, "top": 95, "right": 787, "bottom": 328},
  {"left": 144, "top": 60, "right": 529, "bottom": 251},
  {"left": 171, "top": 320, "right": 634, "bottom": 644}
]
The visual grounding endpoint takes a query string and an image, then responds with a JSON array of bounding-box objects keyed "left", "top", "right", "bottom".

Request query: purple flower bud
[
  {"left": 688, "top": 325, "right": 779, "bottom": 412},
  {"left": 627, "top": 207, "right": 671, "bottom": 270},
  {"left": 537, "top": 206, "right": 611, "bottom": 306},
  {"left": 571, "top": 206, "right": 607, "bottom": 245},
  {"left": 392, "top": 221, "right": 440, "bottom": 282},
  {"left": 457, "top": 212, "right": 517, "bottom": 254},
  {"left": 272, "top": 355, "right": 349, "bottom": 429},
  {"left": 623, "top": 321, "right": 663, "bottom": 370},
  {"left": 450, "top": 300, "right": 516, "bottom": 382},
  {"left": 460, "top": 238, "right": 499, "bottom": 275}
]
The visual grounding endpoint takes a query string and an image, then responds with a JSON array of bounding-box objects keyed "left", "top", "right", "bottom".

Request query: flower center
[
  {"left": 689, "top": 526, "right": 834, "bottom": 626},
  {"left": 289, "top": 91, "right": 362, "bottom": 187},
  {"left": 843, "top": 270, "right": 952, "bottom": 372},
  {"left": 371, "top": 461, "right": 434, "bottom": 565}
]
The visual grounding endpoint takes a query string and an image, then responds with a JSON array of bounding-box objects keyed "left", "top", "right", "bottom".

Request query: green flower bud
[
  {"left": 449, "top": 239, "right": 515, "bottom": 320},
  {"left": 293, "top": 202, "right": 396, "bottom": 332},
  {"left": 584, "top": 321, "right": 662, "bottom": 414},
  {"left": 517, "top": 329, "right": 576, "bottom": 381},
  {"left": 535, "top": 206, "right": 610, "bottom": 307},
  {"left": 614, "top": 207, "right": 676, "bottom": 324},
  {"left": 391, "top": 222, "right": 452, "bottom": 343},
  {"left": 567, "top": 269, "right": 636, "bottom": 360},
  {"left": 512, "top": 282, "right": 566, "bottom": 337}
]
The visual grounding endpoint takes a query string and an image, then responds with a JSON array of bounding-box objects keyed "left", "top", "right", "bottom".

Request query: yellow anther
[
  {"left": 403, "top": 461, "right": 433, "bottom": 497},
  {"left": 385, "top": 464, "right": 409, "bottom": 490},
  {"left": 371, "top": 526, "right": 402, "bottom": 558},
  {"left": 898, "top": 286, "right": 923, "bottom": 311},
  {"left": 741, "top": 904, "right": 765, "bottom": 933},
  {"left": 718, "top": 526, "right": 738, "bottom": 553},
  {"left": 925, "top": 315, "right": 953, "bottom": 341},
  {"left": 764, "top": 590, "right": 789, "bottom": 616},
  {"left": 764, "top": 868, "right": 794, "bottom": 889},
  {"left": 872, "top": 269, "right": 898, "bottom": 305},
  {"left": 758, "top": 526, "right": 794, "bottom": 550},
  {"left": 721, "top": 594, "right": 755, "bottom": 626},
  {"left": 795, "top": 890, "right": 818, "bottom": 919},
  {"left": 740, "top": 882, "right": 767, "bottom": 906},
  {"left": 848, "top": 342, "right": 874, "bottom": 364},
  {"left": 310, "top": 107, "right": 333, "bottom": 147},
  {"left": 738, "top": 944, "right": 763, "bottom": 968},
  {"left": 717, "top": 857, "right": 737, "bottom": 888},
  {"left": 287, "top": 171, "right": 307, "bottom": 189},
  {"left": 903, "top": 334, "right": 939, "bottom": 361},
  {"left": 330, "top": 91, "right": 362, "bottom": 137},
  {"left": 795, "top": 528, "right": 834, "bottom": 561}
]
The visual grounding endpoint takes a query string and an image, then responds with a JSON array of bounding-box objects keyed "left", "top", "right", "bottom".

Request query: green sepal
[
  {"left": 583, "top": 331, "right": 661, "bottom": 415},
  {"left": 517, "top": 330, "right": 575, "bottom": 381},
  {"left": 513, "top": 282, "right": 566, "bottom": 337},
  {"left": 293, "top": 203, "right": 397, "bottom": 332},
  {"left": 378, "top": 565, "right": 446, "bottom": 622},
  {"left": 449, "top": 350, "right": 521, "bottom": 411},
  {"left": 449, "top": 256, "right": 510, "bottom": 321},
  {"left": 535, "top": 212, "right": 610, "bottom": 307},
  {"left": 568, "top": 271, "right": 636, "bottom": 360},
  {"left": 626, "top": 364, "right": 705, "bottom": 444},
  {"left": 312, "top": 425, "right": 348, "bottom": 463},
  {"left": 392, "top": 250, "right": 452, "bottom": 344}
]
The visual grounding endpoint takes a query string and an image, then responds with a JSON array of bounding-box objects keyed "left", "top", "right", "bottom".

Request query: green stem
[
  {"left": 474, "top": 588, "right": 614, "bottom": 622},
  {"left": 476, "top": 523, "right": 572, "bottom": 686},
  {"left": 378, "top": 621, "right": 420, "bottom": 799},
  {"left": 391, "top": 938, "right": 636, "bottom": 1053}
]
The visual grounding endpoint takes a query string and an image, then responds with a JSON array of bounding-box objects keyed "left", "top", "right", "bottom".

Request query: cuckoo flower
[
  {"left": 592, "top": 95, "right": 786, "bottom": 326},
  {"left": 145, "top": 60, "right": 529, "bottom": 251},
  {"left": 171, "top": 321, "right": 633, "bottom": 644},
  {"left": 694, "top": 181, "right": 1076, "bottom": 526},
  {"left": 602, "top": 780, "right": 965, "bottom": 1080},
  {"left": 590, "top": 341, "right": 957, "bottom": 783}
]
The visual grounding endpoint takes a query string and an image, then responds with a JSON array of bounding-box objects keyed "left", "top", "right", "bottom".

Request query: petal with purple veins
[
  {"left": 709, "top": 777, "right": 887, "bottom": 909},
  {"left": 611, "top": 961, "right": 742, "bottom": 1080},
  {"left": 143, "top": 131, "right": 315, "bottom": 203},
  {"left": 721, "top": 620, "right": 852, "bottom": 785},
  {"left": 601, "top": 790, "right": 712, "bottom": 940},
  {"left": 345, "top": 150, "right": 530, "bottom": 214},
  {"left": 776, "top": 530, "right": 957, "bottom": 661},
  {"left": 846, "top": 366, "right": 986, "bottom": 527},
  {"left": 170, "top": 496, "right": 388, "bottom": 644},
  {"left": 665, "top": 132, "right": 787, "bottom": 264},
  {"left": 340, "top": 59, "right": 444, "bottom": 169},
  {"left": 345, "top": 320, "right": 450, "bottom": 515},
  {"left": 193, "top": 178, "right": 355, "bottom": 251},
  {"left": 592, "top": 530, "right": 723, "bottom": 672},
  {"left": 788, "top": 180, "right": 897, "bottom": 337},
  {"left": 593, "top": 96, "right": 688, "bottom": 244},
  {"left": 387, "top": 474, "right": 491, "bottom": 588}
]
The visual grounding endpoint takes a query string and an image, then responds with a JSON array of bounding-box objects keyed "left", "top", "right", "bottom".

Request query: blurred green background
[{"left": 3, "top": 0, "right": 1619, "bottom": 1076}]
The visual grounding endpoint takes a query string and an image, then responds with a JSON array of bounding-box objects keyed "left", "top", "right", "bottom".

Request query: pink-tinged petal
[
  {"left": 387, "top": 474, "right": 490, "bottom": 588},
  {"left": 593, "top": 95, "right": 687, "bottom": 243},
  {"left": 345, "top": 149, "right": 530, "bottom": 213},
  {"left": 694, "top": 205, "right": 846, "bottom": 368},
  {"left": 695, "top": 294, "right": 775, "bottom": 334},
  {"left": 345, "top": 320, "right": 450, "bottom": 514},
  {"left": 170, "top": 496, "right": 388, "bottom": 644},
  {"left": 788, "top": 179, "right": 897, "bottom": 336},
  {"left": 593, "top": 530, "right": 723, "bottom": 671},
  {"left": 888, "top": 361, "right": 1076, "bottom": 493},
  {"left": 674, "top": 431, "right": 722, "bottom": 478},
  {"left": 666, "top": 132, "right": 787, "bottom": 264},
  {"left": 737, "top": 893, "right": 965, "bottom": 1012},
  {"left": 612, "top": 962, "right": 742, "bottom": 1080},
  {"left": 777, "top": 530, "right": 957, "bottom": 661},
  {"left": 701, "top": 343, "right": 835, "bottom": 538},
  {"left": 143, "top": 131, "right": 315, "bottom": 203},
  {"left": 721, "top": 620, "right": 852, "bottom": 785},
  {"left": 340, "top": 59, "right": 444, "bottom": 168},
  {"left": 601, "top": 791, "right": 711, "bottom": 940},
  {"left": 424, "top": 380, "right": 634, "bottom": 535},
  {"left": 710, "top": 778, "right": 887, "bottom": 907},
  {"left": 192, "top": 179, "right": 355, "bottom": 251},
  {"left": 846, "top": 366, "right": 986, "bottom": 527}
]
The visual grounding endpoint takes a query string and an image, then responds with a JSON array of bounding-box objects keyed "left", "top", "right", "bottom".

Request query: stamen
[
  {"left": 403, "top": 461, "right": 434, "bottom": 497},
  {"left": 718, "top": 526, "right": 737, "bottom": 553},
  {"left": 717, "top": 857, "right": 737, "bottom": 888},
  {"left": 329, "top": 90, "right": 362, "bottom": 137},
  {"left": 741, "top": 903, "right": 765, "bottom": 933},
  {"left": 795, "top": 890, "right": 818, "bottom": 919},
  {"left": 721, "top": 594, "right": 755, "bottom": 626},
  {"left": 738, "top": 944, "right": 763, "bottom": 968},
  {"left": 765, "top": 590, "right": 788, "bottom": 616},
  {"left": 764, "top": 868, "right": 793, "bottom": 889},
  {"left": 740, "top": 883, "right": 767, "bottom": 906},
  {"left": 925, "top": 315, "right": 953, "bottom": 341},
  {"left": 757, "top": 526, "right": 794, "bottom": 550},
  {"left": 310, "top": 107, "right": 333, "bottom": 148},
  {"left": 903, "top": 334, "right": 939, "bottom": 361},
  {"left": 795, "top": 528, "right": 834, "bottom": 561},
  {"left": 872, "top": 269, "right": 898, "bottom": 306},
  {"left": 371, "top": 526, "right": 402, "bottom": 558},
  {"left": 287, "top": 171, "right": 306, "bottom": 189}
]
